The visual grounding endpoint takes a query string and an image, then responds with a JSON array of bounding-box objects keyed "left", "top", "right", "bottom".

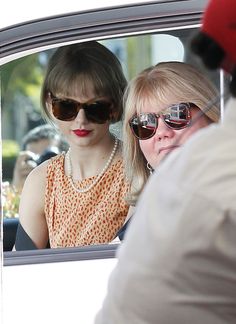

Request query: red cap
[{"left": 201, "top": 0, "right": 236, "bottom": 72}]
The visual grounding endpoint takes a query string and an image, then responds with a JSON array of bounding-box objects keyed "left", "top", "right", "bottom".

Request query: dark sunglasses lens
[
  {"left": 52, "top": 100, "right": 78, "bottom": 121},
  {"left": 163, "top": 103, "right": 190, "bottom": 129},
  {"left": 130, "top": 113, "right": 157, "bottom": 140},
  {"left": 84, "top": 101, "right": 111, "bottom": 124}
]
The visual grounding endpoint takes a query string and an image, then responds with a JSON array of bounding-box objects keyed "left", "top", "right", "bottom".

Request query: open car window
[
  {"left": 2, "top": 0, "right": 227, "bottom": 262},
  {"left": 3, "top": 28, "right": 224, "bottom": 252},
  {"left": 0, "top": 0, "right": 227, "bottom": 253}
]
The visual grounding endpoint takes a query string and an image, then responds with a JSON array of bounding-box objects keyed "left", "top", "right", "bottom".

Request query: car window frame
[
  {"left": 0, "top": 0, "right": 206, "bottom": 62},
  {"left": 4, "top": 243, "right": 119, "bottom": 266},
  {"left": 1, "top": 0, "right": 209, "bottom": 267}
]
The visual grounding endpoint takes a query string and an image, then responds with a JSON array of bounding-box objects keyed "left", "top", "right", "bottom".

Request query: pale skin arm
[{"left": 18, "top": 161, "right": 49, "bottom": 249}]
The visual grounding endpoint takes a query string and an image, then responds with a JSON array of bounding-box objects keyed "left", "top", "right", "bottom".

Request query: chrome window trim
[
  {"left": 0, "top": 0, "right": 206, "bottom": 59},
  {"left": 4, "top": 243, "right": 119, "bottom": 266}
]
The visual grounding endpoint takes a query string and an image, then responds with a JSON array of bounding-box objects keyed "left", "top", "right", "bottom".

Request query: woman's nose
[
  {"left": 74, "top": 108, "right": 88, "bottom": 123},
  {"left": 154, "top": 117, "right": 175, "bottom": 140}
]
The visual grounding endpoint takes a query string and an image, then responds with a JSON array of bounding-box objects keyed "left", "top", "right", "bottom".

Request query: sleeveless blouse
[{"left": 45, "top": 153, "right": 129, "bottom": 248}]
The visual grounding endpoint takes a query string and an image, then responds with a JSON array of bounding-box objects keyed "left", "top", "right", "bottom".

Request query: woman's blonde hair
[{"left": 123, "top": 61, "right": 220, "bottom": 205}]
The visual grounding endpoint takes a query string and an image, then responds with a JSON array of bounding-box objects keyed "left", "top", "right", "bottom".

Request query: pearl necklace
[{"left": 66, "top": 137, "right": 119, "bottom": 193}]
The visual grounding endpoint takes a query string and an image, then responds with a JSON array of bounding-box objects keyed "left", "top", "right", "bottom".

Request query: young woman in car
[
  {"left": 15, "top": 41, "right": 129, "bottom": 250},
  {"left": 117, "top": 61, "right": 220, "bottom": 239}
]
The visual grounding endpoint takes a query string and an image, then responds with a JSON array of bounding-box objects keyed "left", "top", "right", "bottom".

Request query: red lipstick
[{"left": 72, "top": 129, "right": 91, "bottom": 137}]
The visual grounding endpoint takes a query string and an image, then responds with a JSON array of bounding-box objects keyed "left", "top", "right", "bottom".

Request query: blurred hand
[{"left": 12, "top": 151, "right": 39, "bottom": 192}]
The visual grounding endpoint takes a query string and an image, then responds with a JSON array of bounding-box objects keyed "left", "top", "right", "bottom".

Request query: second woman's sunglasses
[
  {"left": 49, "top": 93, "right": 113, "bottom": 124},
  {"left": 129, "top": 102, "right": 192, "bottom": 140}
]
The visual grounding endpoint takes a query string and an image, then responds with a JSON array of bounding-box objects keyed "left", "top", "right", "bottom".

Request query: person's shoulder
[
  {"left": 25, "top": 159, "right": 49, "bottom": 184},
  {"left": 20, "top": 159, "right": 49, "bottom": 199},
  {"left": 26, "top": 152, "right": 65, "bottom": 184},
  {"left": 45, "top": 152, "right": 65, "bottom": 170},
  {"left": 48, "top": 152, "right": 65, "bottom": 162}
]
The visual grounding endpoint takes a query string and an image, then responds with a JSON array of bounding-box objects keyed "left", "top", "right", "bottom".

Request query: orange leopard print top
[{"left": 45, "top": 154, "right": 129, "bottom": 248}]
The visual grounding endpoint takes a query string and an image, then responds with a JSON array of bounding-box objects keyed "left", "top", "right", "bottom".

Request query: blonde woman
[{"left": 118, "top": 61, "right": 220, "bottom": 239}]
